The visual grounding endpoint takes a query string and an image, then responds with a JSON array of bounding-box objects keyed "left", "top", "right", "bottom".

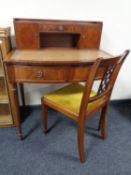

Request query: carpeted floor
[{"left": 0, "top": 101, "right": 131, "bottom": 175}]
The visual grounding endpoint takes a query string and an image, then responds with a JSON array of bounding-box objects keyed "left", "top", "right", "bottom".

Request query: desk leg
[
  {"left": 8, "top": 82, "right": 23, "bottom": 140},
  {"left": 19, "top": 83, "right": 25, "bottom": 106}
]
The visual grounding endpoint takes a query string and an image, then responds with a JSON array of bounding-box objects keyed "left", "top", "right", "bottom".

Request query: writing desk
[
  {"left": 4, "top": 48, "right": 112, "bottom": 139},
  {"left": 3, "top": 18, "right": 113, "bottom": 139}
]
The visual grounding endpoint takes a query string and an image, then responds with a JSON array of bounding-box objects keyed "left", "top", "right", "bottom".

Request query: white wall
[{"left": 0, "top": 0, "right": 131, "bottom": 104}]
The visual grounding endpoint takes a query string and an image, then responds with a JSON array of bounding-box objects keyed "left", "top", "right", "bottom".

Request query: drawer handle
[
  {"left": 58, "top": 25, "right": 64, "bottom": 31},
  {"left": 36, "top": 70, "right": 43, "bottom": 78},
  {"left": 82, "top": 35, "right": 86, "bottom": 39}
]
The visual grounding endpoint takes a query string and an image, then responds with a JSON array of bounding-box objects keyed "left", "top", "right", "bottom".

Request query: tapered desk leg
[{"left": 8, "top": 82, "right": 23, "bottom": 140}]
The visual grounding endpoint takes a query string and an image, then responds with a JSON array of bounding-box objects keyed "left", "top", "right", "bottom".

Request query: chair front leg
[
  {"left": 77, "top": 120, "right": 85, "bottom": 163},
  {"left": 41, "top": 99, "right": 48, "bottom": 133},
  {"left": 99, "top": 103, "right": 109, "bottom": 139}
]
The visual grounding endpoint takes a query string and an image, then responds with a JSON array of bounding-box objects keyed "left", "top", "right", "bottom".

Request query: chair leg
[
  {"left": 41, "top": 99, "right": 48, "bottom": 133},
  {"left": 77, "top": 121, "right": 85, "bottom": 163},
  {"left": 99, "top": 104, "right": 109, "bottom": 140}
]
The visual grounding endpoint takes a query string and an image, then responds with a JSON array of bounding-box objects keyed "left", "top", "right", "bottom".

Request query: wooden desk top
[{"left": 5, "top": 48, "right": 112, "bottom": 65}]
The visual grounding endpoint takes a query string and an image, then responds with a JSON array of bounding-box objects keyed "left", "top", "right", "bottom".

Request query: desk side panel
[{"left": 14, "top": 21, "right": 39, "bottom": 49}]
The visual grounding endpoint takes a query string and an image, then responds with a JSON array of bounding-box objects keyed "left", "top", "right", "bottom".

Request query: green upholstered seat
[{"left": 44, "top": 83, "right": 104, "bottom": 117}]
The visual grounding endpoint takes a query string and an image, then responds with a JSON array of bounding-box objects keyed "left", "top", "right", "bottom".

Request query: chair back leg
[{"left": 99, "top": 102, "right": 109, "bottom": 139}]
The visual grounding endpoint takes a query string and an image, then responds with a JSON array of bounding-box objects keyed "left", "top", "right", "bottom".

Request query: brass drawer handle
[
  {"left": 58, "top": 25, "right": 64, "bottom": 31},
  {"left": 36, "top": 70, "right": 43, "bottom": 78}
]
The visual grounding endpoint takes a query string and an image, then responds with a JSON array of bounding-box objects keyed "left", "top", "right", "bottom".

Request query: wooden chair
[{"left": 41, "top": 50, "right": 130, "bottom": 163}]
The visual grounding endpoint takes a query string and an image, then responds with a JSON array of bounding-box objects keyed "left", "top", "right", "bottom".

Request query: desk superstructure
[
  {"left": 4, "top": 19, "right": 112, "bottom": 139},
  {"left": 14, "top": 18, "right": 102, "bottom": 49}
]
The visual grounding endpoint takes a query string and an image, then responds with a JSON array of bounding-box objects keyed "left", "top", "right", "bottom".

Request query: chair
[{"left": 41, "top": 50, "right": 130, "bottom": 163}]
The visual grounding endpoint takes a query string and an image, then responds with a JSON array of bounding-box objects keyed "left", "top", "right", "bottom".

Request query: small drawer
[
  {"left": 39, "top": 24, "right": 76, "bottom": 33},
  {"left": 13, "top": 65, "right": 68, "bottom": 83},
  {"left": 39, "top": 24, "right": 64, "bottom": 32}
]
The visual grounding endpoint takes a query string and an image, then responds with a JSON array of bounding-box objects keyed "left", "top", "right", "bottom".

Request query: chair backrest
[{"left": 79, "top": 50, "right": 130, "bottom": 119}]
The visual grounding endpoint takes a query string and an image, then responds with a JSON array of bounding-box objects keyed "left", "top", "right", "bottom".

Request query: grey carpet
[{"left": 0, "top": 101, "right": 131, "bottom": 175}]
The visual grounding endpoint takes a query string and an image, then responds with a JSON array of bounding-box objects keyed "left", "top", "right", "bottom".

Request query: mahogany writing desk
[{"left": 4, "top": 19, "right": 112, "bottom": 139}]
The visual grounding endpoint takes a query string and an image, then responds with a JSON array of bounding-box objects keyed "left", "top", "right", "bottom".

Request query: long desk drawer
[{"left": 6, "top": 64, "right": 104, "bottom": 83}]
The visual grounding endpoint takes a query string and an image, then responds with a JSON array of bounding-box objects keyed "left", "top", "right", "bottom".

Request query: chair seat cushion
[{"left": 44, "top": 83, "right": 100, "bottom": 115}]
